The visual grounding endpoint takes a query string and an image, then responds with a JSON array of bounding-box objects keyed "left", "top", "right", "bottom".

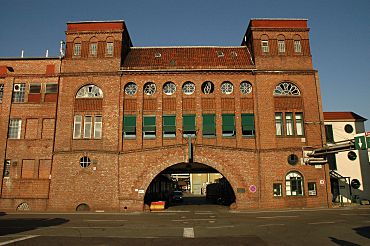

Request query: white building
[{"left": 324, "top": 112, "right": 370, "bottom": 203}]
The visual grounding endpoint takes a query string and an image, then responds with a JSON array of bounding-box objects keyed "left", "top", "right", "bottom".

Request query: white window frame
[
  {"left": 94, "top": 115, "right": 102, "bottom": 139},
  {"left": 84, "top": 116, "right": 92, "bottom": 139},
  {"left": 285, "top": 172, "right": 304, "bottom": 196},
  {"left": 8, "top": 119, "right": 22, "bottom": 139},
  {"left": 294, "top": 40, "right": 302, "bottom": 53},
  {"left": 73, "top": 115, "right": 82, "bottom": 139},
  {"left": 90, "top": 43, "right": 97, "bottom": 56},
  {"left": 278, "top": 40, "right": 286, "bottom": 53},
  {"left": 73, "top": 43, "right": 81, "bottom": 56},
  {"left": 106, "top": 42, "right": 114, "bottom": 56},
  {"left": 273, "top": 183, "right": 282, "bottom": 197},
  {"left": 308, "top": 182, "right": 317, "bottom": 196},
  {"left": 261, "top": 40, "right": 269, "bottom": 53},
  {"left": 275, "top": 113, "right": 283, "bottom": 136}
]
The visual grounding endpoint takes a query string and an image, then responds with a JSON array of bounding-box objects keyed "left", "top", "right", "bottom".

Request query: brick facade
[{"left": 0, "top": 19, "right": 331, "bottom": 212}]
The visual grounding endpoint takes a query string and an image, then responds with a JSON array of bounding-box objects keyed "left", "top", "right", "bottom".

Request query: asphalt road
[{"left": 0, "top": 202, "right": 369, "bottom": 245}]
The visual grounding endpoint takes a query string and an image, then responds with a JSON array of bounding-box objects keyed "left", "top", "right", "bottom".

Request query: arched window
[
  {"left": 143, "top": 82, "right": 156, "bottom": 96},
  {"left": 89, "top": 37, "right": 98, "bottom": 57},
  {"left": 106, "top": 36, "right": 114, "bottom": 56},
  {"left": 273, "top": 82, "right": 301, "bottom": 96},
  {"left": 163, "top": 82, "right": 176, "bottom": 95},
  {"left": 277, "top": 34, "right": 286, "bottom": 53},
  {"left": 182, "top": 81, "right": 195, "bottom": 95},
  {"left": 285, "top": 172, "right": 304, "bottom": 196},
  {"left": 76, "top": 84, "right": 103, "bottom": 98},
  {"left": 124, "top": 82, "right": 138, "bottom": 96},
  {"left": 260, "top": 34, "right": 269, "bottom": 53},
  {"left": 240, "top": 81, "right": 252, "bottom": 95},
  {"left": 201, "top": 81, "right": 214, "bottom": 95},
  {"left": 221, "top": 81, "right": 233, "bottom": 95},
  {"left": 73, "top": 38, "right": 82, "bottom": 57},
  {"left": 293, "top": 35, "right": 302, "bottom": 53}
]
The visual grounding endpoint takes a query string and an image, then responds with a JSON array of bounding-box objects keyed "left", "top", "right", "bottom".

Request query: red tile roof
[
  {"left": 323, "top": 112, "right": 367, "bottom": 121},
  {"left": 121, "top": 47, "right": 255, "bottom": 70}
]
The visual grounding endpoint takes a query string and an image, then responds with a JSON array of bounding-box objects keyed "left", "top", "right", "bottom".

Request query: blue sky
[{"left": 1, "top": 0, "right": 369, "bottom": 129}]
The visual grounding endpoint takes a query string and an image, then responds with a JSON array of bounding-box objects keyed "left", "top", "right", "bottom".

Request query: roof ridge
[{"left": 130, "top": 46, "right": 246, "bottom": 49}]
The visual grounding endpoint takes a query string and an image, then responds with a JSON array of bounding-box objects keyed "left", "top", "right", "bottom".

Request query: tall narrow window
[
  {"left": 74, "top": 43, "right": 81, "bottom": 56},
  {"left": 143, "top": 116, "right": 156, "bottom": 138},
  {"left": 278, "top": 40, "right": 286, "bottom": 53},
  {"left": 8, "top": 119, "right": 22, "bottom": 139},
  {"left": 84, "top": 116, "right": 92, "bottom": 139},
  {"left": 241, "top": 114, "right": 255, "bottom": 137},
  {"left": 286, "top": 172, "right": 303, "bottom": 196},
  {"left": 3, "top": 160, "right": 11, "bottom": 178},
  {"left": 295, "top": 113, "right": 304, "bottom": 136},
  {"left": 285, "top": 113, "right": 294, "bottom": 136},
  {"left": 90, "top": 43, "right": 97, "bottom": 56},
  {"left": 275, "top": 113, "right": 283, "bottom": 136},
  {"left": 94, "top": 116, "right": 102, "bottom": 139},
  {"left": 183, "top": 115, "right": 196, "bottom": 137},
  {"left": 261, "top": 40, "right": 269, "bottom": 53},
  {"left": 123, "top": 115, "right": 136, "bottom": 138},
  {"left": 0, "top": 84, "right": 4, "bottom": 103},
  {"left": 325, "top": 125, "right": 334, "bottom": 143},
  {"left": 202, "top": 114, "right": 216, "bottom": 137},
  {"left": 106, "top": 42, "right": 114, "bottom": 56},
  {"left": 163, "top": 115, "right": 176, "bottom": 138},
  {"left": 308, "top": 182, "right": 317, "bottom": 196},
  {"left": 273, "top": 183, "right": 282, "bottom": 197},
  {"left": 73, "top": 115, "right": 82, "bottom": 139},
  {"left": 222, "top": 114, "right": 235, "bottom": 137},
  {"left": 12, "top": 83, "right": 26, "bottom": 102},
  {"left": 294, "top": 40, "right": 302, "bottom": 53}
]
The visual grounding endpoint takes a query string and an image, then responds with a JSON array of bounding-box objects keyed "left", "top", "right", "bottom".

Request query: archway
[{"left": 144, "top": 162, "right": 236, "bottom": 208}]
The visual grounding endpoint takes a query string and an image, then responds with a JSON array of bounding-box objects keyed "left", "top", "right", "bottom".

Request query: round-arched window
[
  {"left": 76, "top": 84, "right": 103, "bottom": 98},
  {"left": 143, "top": 82, "right": 156, "bottom": 96},
  {"left": 221, "top": 82, "right": 234, "bottom": 95},
  {"left": 182, "top": 82, "right": 195, "bottom": 95},
  {"left": 273, "top": 82, "right": 301, "bottom": 96},
  {"left": 163, "top": 82, "right": 176, "bottom": 95},
  {"left": 240, "top": 81, "right": 252, "bottom": 95},
  {"left": 285, "top": 172, "right": 303, "bottom": 196},
  {"left": 80, "top": 156, "right": 91, "bottom": 168},
  {"left": 124, "top": 82, "right": 138, "bottom": 96},
  {"left": 201, "top": 81, "right": 214, "bottom": 94}
]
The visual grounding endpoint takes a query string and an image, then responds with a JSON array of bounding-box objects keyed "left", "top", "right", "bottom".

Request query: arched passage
[{"left": 144, "top": 162, "right": 236, "bottom": 208}]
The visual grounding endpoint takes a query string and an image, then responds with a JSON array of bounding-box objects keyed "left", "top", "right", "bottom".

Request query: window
[
  {"left": 80, "top": 156, "right": 91, "bottom": 168},
  {"left": 221, "top": 82, "right": 233, "bottom": 95},
  {"left": 285, "top": 172, "right": 303, "bottom": 196},
  {"left": 8, "top": 119, "right": 22, "bottom": 139},
  {"left": 240, "top": 81, "right": 252, "bottom": 95},
  {"left": 344, "top": 124, "right": 354, "bottom": 134},
  {"left": 261, "top": 40, "right": 269, "bottom": 53},
  {"left": 348, "top": 151, "right": 357, "bottom": 161},
  {"left": 183, "top": 115, "right": 196, "bottom": 137},
  {"left": 94, "top": 116, "right": 102, "bottom": 139},
  {"left": 163, "top": 115, "right": 176, "bottom": 138},
  {"left": 3, "top": 160, "right": 11, "bottom": 178},
  {"left": 325, "top": 125, "right": 334, "bottom": 143},
  {"left": 123, "top": 115, "right": 136, "bottom": 138},
  {"left": 106, "top": 42, "right": 114, "bottom": 56},
  {"left": 273, "top": 183, "right": 282, "bottom": 197},
  {"left": 295, "top": 113, "right": 304, "bottom": 136},
  {"left": 124, "top": 82, "right": 138, "bottom": 96},
  {"left": 285, "top": 113, "right": 294, "bottom": 136},
  {"left": 163, "top": 82, "right": 176, "bottom": 95},
  {"left": 308, "top": 182, "right": 317, "bottom": 196},
  {"left": 287, "top": 154, "right": 299, "bottom": 165},
  {"left": 275, "top": 113, "right": 283, "bottom": 136},
  {"left": 201, "top": 81, "right": 214, "bottom": 95},
  {"left": 84, "top": 116, "right": 92, "bottom": 139},
  {"left": 0, "top": 84, "right": 4, "bottom": 103},
  {"left": 203, "top": 114, "right": 216, "bottom": 137},
  {"left": 73, "top": 43, "right": 81, "bottom": 56},
  {"left": 222, "top": 114, "right": 235, "bottom": 137},
  {"left": 241, "top": 114, "right": 255, "bottom": 137},
  {"left": 76, "top": 84, "right": 103, "bottom": 98},
  {"left": 278, "top": 40, "right": 286, "bottom": 53},
  {"left": 294, "top": 40, "right": 302, "bottom": 53},
  {"left": 29, "top": 84, "right": 41, "bottom": 94},
  {"left": 182, "top": 82, "right": 195, "bottom": 95},
  {"left": 143, "top": 116, "right": 156, "bottom": 138},
  {"left": 45, "top": 84, "right": 58, "bottom": 93},
  {"left": 143, "top": 82, "right": 156, "bottom": 96},
  {"left": 12, "top": 83, "right": 26, "bottom": 102},
  {"left": 273, "top": 82, "right": 301, "bottom": 96},
  {"left": 73, "top": 115, "right": 82, "bottom": 139},
  {"left": 327, "top": 154, "right": 337, "bottom": 170},
  {"left": 90, "top": 43, "right": 97, "bottom": 56}
]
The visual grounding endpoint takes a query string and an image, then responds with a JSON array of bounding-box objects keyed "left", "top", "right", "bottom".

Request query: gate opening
[{"left": 144, "top": 162, "right": 236, "bottom": 208}]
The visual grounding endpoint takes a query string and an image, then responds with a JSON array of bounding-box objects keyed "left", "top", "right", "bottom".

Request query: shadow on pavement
[
  {"left": 0, "top": 217, "right": 68, "bottom": 236},
  {"left": 353, "top": 226, "right": 370, "bottom": 239},
  {"left": 328, "top": 237, "right": 360, "bottom": 246}
]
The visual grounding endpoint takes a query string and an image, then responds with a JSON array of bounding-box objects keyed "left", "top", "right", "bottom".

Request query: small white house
[{"left": 324, "top": 112, "right": 370, "bottom": 203}]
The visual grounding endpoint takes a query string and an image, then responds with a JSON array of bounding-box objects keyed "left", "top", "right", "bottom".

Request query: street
[{"left": 0, "top": 202, "right": 369, "bottom": 245}]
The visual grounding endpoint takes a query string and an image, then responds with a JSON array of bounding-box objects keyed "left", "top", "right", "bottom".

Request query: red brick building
[{"left": 0, "top": 19, "right": 331, "bottom": 212}]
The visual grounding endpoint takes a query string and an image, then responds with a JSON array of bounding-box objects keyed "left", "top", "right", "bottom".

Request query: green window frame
[
  {"left": 183, "top": 114, "right": 196, "bottom": 137},
  {"left": 163, "top": 115, "right": 176, "bottom": 138},
  {"left": 222, "top": 114, "right": 235, "bottom": 137},
  {"left": 143, "top": 116, "right": 156, "bottom": 138},
  {"left": 123, "top": 115, "right": 136, "bottom": 138},
  {"left": 241, "top": 114, "right": 255, "bottom": 137},
  {"left": 202, "top": 114, "right": 216, "bottom": 137}
]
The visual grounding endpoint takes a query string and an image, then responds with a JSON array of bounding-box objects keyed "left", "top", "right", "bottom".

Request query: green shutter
[
  {"left": 203, "top": 114, "right": 216, "bottom": 135},
  {"left": 222, "top": 114, "right": 235, "bottom": 132},
  {"left": 183, "top": 115, "right": 195, "bottom": 131},
  {"left": 163, "top": 115, "right": 176, "bottom": 133},
  {"left": 123, "top": 115, "right": 136, "bottom": 132},
  {"left": 143, "top": 116, "right": 156, "bottom": 131},
  {"left": 242, "top": 114, "right": 254, "bottom": 131}
]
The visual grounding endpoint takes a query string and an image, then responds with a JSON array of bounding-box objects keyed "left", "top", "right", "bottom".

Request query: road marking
[
  {"left": 258, "top": 224, "right": 285, "bottom": 227},
  {"left": 195, "top": 212, "right": 214, "bottom": 215},
  {"left": 183, "top": 227, "right": 194, "bottom": 238},
  {"left": 173, "top": 218, "right": 216, "bottom": 222},
  {"left": 0, "top": 235, "right": 39, "bottom": 246},
  {"left": 207, "top": 225, "right": 235, "bottom": 229},
  {"left": 257, "top": 215, "right": 298, "bottom": 219},
  {"left": 341, "top": 213, "right": 370, "bottom": 216},
  {"left": 84, "top": 219, "right": 128, "bottom": 222},
  {"left": 308, "top": 221, "right": 335, "bottom": 225}
]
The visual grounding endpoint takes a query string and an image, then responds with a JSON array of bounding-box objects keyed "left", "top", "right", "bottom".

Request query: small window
[
  {"left": 3, "top": 160, "right": 11, "bottom": 178},
  {"left": 45, "top": 84, "right": 58, "bottom": 93},
  {"left": 203, "top": 114, "right": 216, "bottom": 137},
  {"left": 241, "top": 114, "right": 255, "bottom": 137},
  {"left": 163, "top": 115, "right": 176, "bottom": 138},
  {"left": 8, "top": 119, "right": 22, "bottom": 139},
  {"left": 222, "top": 114, "right": 235, "bottom": 137},
  {"left": 240, "top": 81, "right": 252, "bottom": 95},
  {"left": 143, "top": 82, "right": 156, "bottom": 96},
  {"left": 278, "top": 40, "right": 286, "bottom": 53},
  {"left": 83, "top": 116, "right": 92, "bottom": 139},
  {"left": 76, "top": 84, "right": 103, "bottom": 98},
  {"left": 274, "top": 82, "right": 301, "bottom": 96},
  {"left": 143, "top": 116, "right": 156, "bottom": 138},
  {"left": 155, "top": 52, "right": 162, "bottom": 58},
  {"left": 73, "top": 43, "right": 81, "bottom": 56},
  {"left": 90, "top": 43, "right": 97, "bottom": 56},
  {"left": 344, "top": 124, "right": 353, "bottom": 134},
  {"left": 106, "top": 42, "right": 114, "bottom": 56},
  {"left": 0, "top": 84, "right": 4, "bottom": 103},
  {"left": 182, "top": 82, "right": 195, "bottom": 95},
  {"left": 273, "top": 183, "right": 282, "bottom": 197},
  {"left": 348, "top": 151, "right": 357, "bottom": 161},
  {"left": 295, "top": 113, "right": 304, "bottom": 136},
  {"left": 294, "top": 40, "right": 302, "bottom": 53},
  {"left": 94, "top": 116, "right": 102, "bottom": 139},
  {"left": 327, "top": 154, "right": 337, "bottom": 170},
  {"left": 288, "top": 154, "right": 299, "bottom": 165},
  {"left": 124, "top": 82, "right": 138, "bottom": 96},
  {"left": 325, "top": 125, "right": 334, "bottom": 143},
  {"left": 80, "top": 156, "right": 91, "bottom": 168},
  {"left": 123, "top": 115, "right": 136, "bottom": 138},
  {"left": 73, "top": 115, "right": 82, "bottom": 139},
  {"left": 29, "top": 84, "right": 41, "bottom": 94},
  {"left": 275, "top": 113, "right": 283, "bottom": 136},
  {"left": 201, "top": 81, "right": 214, "bottom": 95},
  {"left": 221, "top": 82, "right": 233, "bottom": 95},
  {"left": 261, "top": 40, "right": 269, "bottom": 53},
  {"left": 163, "top": 82, "right": 176, "bottom": 95},
  {"left": 12, "top": 83, "right": 26, "bottom": 102},
  {"left": 216, "top": 51, "right": 224, "bottom": 57},
  {"left": 286, "top": 172, "right": 304, "bottom": 196},
  {"left": 285, "top": 113, "right": 294, "bottom": 136},
  {"left": 308, "top": 182, "right": 317, "bottom": 196},
  {"left": 183, "top": 115, "right": 196, "bottom": 137}
]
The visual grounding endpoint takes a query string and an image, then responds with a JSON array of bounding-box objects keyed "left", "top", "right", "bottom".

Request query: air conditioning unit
[{"left": 13, "top": 84, "right": 21, "bottom": 92}]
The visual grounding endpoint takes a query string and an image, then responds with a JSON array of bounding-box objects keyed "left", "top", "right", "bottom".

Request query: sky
[{"left": 1, "top": 0, "right": 369, "bottom": 130}]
